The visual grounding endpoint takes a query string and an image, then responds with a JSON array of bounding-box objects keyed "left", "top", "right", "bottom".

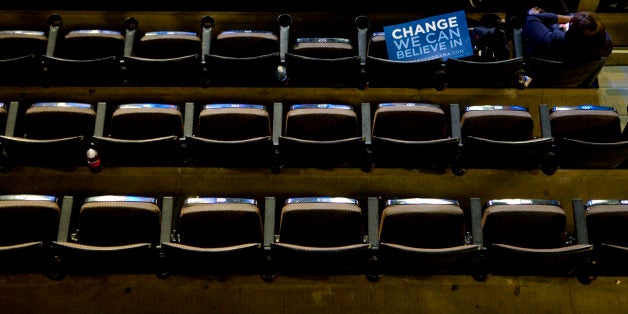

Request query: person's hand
[{"left": 527, "top": 7, "right": 545, "bottom": 15}]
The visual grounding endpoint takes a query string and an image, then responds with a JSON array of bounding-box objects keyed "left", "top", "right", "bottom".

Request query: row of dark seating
[
  {"left": 0, "top": 14, "right": 606, "bottom": 88},
  {"left": 1, "top": 101, "right": 626, "bottom": 173},
  {"left": 0, "top": 194, "right": 625, "bottom": 282}
]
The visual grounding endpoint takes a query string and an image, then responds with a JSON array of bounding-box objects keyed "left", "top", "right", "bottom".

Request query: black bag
[{"left": 470, "top": 26, "right": 510, "bottom": 62}]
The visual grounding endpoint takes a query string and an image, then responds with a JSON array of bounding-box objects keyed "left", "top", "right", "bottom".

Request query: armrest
[{"left": 572, "top": 199, "right": 589, "bottom": 245}]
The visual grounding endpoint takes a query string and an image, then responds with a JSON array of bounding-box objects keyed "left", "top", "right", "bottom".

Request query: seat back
[
  {"left": 0, "top": 30, "right": 47, "bottom": 59},
  {"left": 482, "top": 199, "right": 567, "bottom": 249},
  {"left": 178, "top": 197, "right": 263, "bottom": 248},
  {"left": 23, "top": 102, "right": 95, "bottom": 139},
  {"left": 213, "top": 30, "right": 278, "bottom": 57},
  {"left": 285, "top": 104, "right": 358, "bottom": 141},
  {"left": 0, "top": 195, "right": 60, "bottom": 246},
  {"left": 77, "top": 196, "right": 161, "bottom": 246},
  {"left": 110, "top": 103, "right": 183, "bottom": 139},
  {"left": 292, "top": 37, "right": 355, "bottom": 59},
  {"left": 461, "top": 105, "right": 533, "bottom": 141},
  {"left": 549, "top": 105, "right": 622, "bottom": 142},
  {"left": 525, "top": 57, "right": 606, "bottom": 88},
  {"left": 366, "top": 32, "right": 387, "bottom": 59},
  {"left": 279, "top": 197, "right": 363, "bottom": 247},
  {"left": 197, "top": 104, "right": 270, "bottom": 140},
  {"left": 372, "top": 103, "right": 447, "bottom": 141},
  {"left": 59, "top": 30, "right": 124, "bottom": 60},
  {"left": 136, "top": 31, "right": 201, "bottom": 59},
  {"left": 585, "top": 200, "right": 628, "bottom": 247},
  {"left": 379, "top": 198, "right": 465, "bottom": 248}
]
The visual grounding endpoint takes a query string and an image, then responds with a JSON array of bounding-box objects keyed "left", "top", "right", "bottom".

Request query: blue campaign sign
[{"left": 383, "top": 10, "right": 473, "bottom": 62}]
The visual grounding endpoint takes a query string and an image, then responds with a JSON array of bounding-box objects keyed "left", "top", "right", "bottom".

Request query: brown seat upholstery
[
  {"left": 481, "top": 199, "right": 592, "bottom": 275},
  {"left": 585, "top": 200, "right": 628, "bottom": 248},
  {"left": 109, "top": 103, "right": 183, "bottom": 140},
  {"left": 92, "top": 103, "right": 183, "bottom": 166},
  {"left": 0, "top": 30, "right": 47, "bottom": 85},
  {"left": 280, "top": 104, "right": 363, "bottom": 167},
  {"left": 43, "top": 29, "right": 125, "bottom": 85},
  {"left": 205, "top": 30, "right": 280, "bottom": 86},
  {"left": 285, "top": 104, "right": 358, "bottom": 141},
  {"left": 584, "top": 200, "right": 628, "bottom": 274},
  {"left": 0, "top": 195, "right": 60, "bottom": 246},
  {"left": 0, "top": 102, "right": 95, "bottom": 166},
  {"left": 378, "top": 198, "right": 481, "bottom": 273},
  {"left": 77, "top": 196, "right": 161, "bottom": 247},
  {"left": 58, "top": 30, "right": 125, "bottom": 60},
  {"left": 136, "top": 31, "right": 201, "bottom": 59},
  {"left": 286, "top": 38, "right": 360, "bottom": 87},
  {"left": 461, "top": 106, "right": 533, "bottom": 142},
  {"left": 124, "top": 30, "right": 202, "bottom": 86},
  {"left": 483, "top": 199, "right": 567, "bottom": 249},
  {"left": 23, "top": 102, "right": 96, "bottom": 139},
  {"left": 278, "top": 197, "right": 364, "bottom": 247},
  {"left": 197, "top": 104, "right": 270, "bottom": 141},
  {"left": 574, "top": 199, "right": 628, "bottom": 276},
  {"left": 458, "top": 105, "right": 553, "bottom": 170},
  {"left": 0, "top": 194, "right": 60, "bottom": 271},
  {"left": 380, "top": 198, "right": 466, "bottom": 249},
  {"left": 371, "top": 103, "right": 458, "bottom": 169},
  {"left": 177, "top": 197, "right": 263, "bottom": 248},
  {"left": 160, "top": 197, "right": 264, "bottom": 274},
  {"left": 270, "top": 197, "right": 370, "bottom": 274},
  {"left": 51, "top": 195, "right": 162, "bottom": 274},
  {"left": 187, "top": 104, "right": 273, "bottom": 167},
  {"left": 212, "top": 30, "right": 278, "bottom": 58},
  {"left": 0, "top": 30, "right": 47, "bottom": 60},
  {"left": 549, "top": 105, "right": 628, "bottom": 169}
]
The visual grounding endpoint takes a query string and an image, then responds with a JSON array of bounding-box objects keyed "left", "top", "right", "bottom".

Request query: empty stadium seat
[
  {"left": 476, "top": 198, "right": 592, "bottom": 276},
  {"left": 581, "top": 199, "right": 628, "bottom": 275},
  {"left": 0, "top": 194, "right": 60, "bottom": 272},
  {"left": 269, "top": 197, "right": 370, "bottom": 274},
  {"left": 455, "top": 105, "right": 554, "bottom": 173},
  {"left": 90, "top": 103, "right": 183, "bottom": 168},
  {"left": 185, "top": 103, "right": 273, "bottom": 167},
  {"left": 0, "top": 28, "right": 47, "bottom": 85},
  {"left": 122, "top": 17, "right": 204, "bottom": 86},
  {"left": 42, "top": 15, "right": 125, "bottom": 85},
  {"left": 377, "top": 198, "right": 481, "bottom": 274},
  {"left": 278, "top": 103, "right": 365, "bottom": 168},
  {"left": 365, "top": 32, "right": 446, "bottom": 90},
  {"left": 52, "top": 195, "right": 162, "bottom": 274},
  {"left": 160, "top": 197, "right": 264, "bottom": 275},
  {"left": 203, "top": 16, "right": 281, "bottom": 86},
  {"left": 371, "top": 103, "right": 459, "bottom": 170},
  {"left": 281, "top": 14, "right": 368, "bottom": 87},
  {"left": 0, "top": 102, "right": 95, "bottom": 167},
  {"left": 545, "top": 105, "right": 628, "bottom": 169}
]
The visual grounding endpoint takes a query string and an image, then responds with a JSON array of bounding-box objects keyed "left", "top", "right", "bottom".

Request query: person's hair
[{"left": 564, "top": 12, "right": 611, "bottom": 62}]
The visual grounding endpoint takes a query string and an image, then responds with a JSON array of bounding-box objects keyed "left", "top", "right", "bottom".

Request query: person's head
[{"left": 564, "top": 12, "right": 612, "bottom": 62}]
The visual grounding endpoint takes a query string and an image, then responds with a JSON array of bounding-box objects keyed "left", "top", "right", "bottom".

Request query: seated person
[{"left": 522, "top": 8, "right": 612, "bottom": 63}]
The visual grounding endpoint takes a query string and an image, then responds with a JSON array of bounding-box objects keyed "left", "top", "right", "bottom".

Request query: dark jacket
[{"left": 522, "top": 13, "right": 612, "bottom": 63}]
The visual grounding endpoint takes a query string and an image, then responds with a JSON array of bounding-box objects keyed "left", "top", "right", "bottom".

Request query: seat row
[
  {"left": 0, "top": 194, "right": 625, "bottom": 282},
  {"left": 0, "top": 14, "right": 606, "bottom": 88},
  {"left": 1, "top": 101, "right": 626, "bottom": 173}
]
